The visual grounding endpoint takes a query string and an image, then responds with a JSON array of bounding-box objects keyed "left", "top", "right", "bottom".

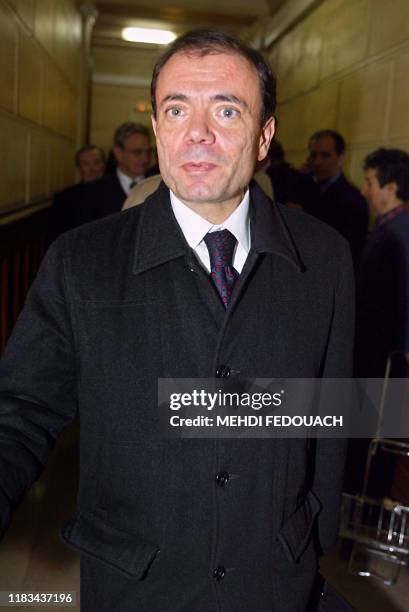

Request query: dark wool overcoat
[
  {"left": 0, "top": 182, "right": 354, "bottom": 611},
  {"left": 355, "top": 209, "right": 409, "bottom": 376}
]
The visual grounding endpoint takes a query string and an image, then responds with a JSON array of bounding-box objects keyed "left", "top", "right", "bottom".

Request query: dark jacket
[
  {"left": 305, "top": 173, "right": 368, "bottom": 268},
  {"left": 266, "top": 162, "right": 316, "bottom": 209},
  {"left": 0, "top": 182, "right": 354, "bottom": 611},
  {"left": 78, "top": 171, "right": 127, "bottom": 224},
  {"left": 50, "top": 182, "right": 86, "bottom": 239},
  {"left": 355, "top": 209, "right": 409, "bottom": 377}
]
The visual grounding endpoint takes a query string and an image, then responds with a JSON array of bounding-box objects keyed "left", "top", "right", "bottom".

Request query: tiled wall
[
  {"left": 267, "top": 0, "right": 409, "bottom": 186},
  {"left": 0, "top": 0, "right": 83, "bottom": 217}
]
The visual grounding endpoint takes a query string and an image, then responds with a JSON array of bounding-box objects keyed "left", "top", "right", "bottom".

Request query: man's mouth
[{"left": 181, "top": 162, "right": 218, "bottom": 174}]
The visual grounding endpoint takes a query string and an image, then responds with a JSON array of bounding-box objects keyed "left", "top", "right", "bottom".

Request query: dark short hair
[
  {"left": 75, "top": 145, "right": 105, "bottom": 167},
  {"left": 151, "top": 29, "right": 276, "bottom": 126},
  {"left": 364, "top": 148, "right": 409, "bottom": 201},
  {"left": 113, "top": 122, "right": 150, "bottom": 149},
  {"left": 309, "top": 130, "right": 346, "bottom": 155}
]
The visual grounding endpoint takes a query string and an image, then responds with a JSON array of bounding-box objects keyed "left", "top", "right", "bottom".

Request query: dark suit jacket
[
  {"left": 0, "top": 182, "right": 354, "bottom": 611},
  {"left": 77, "top": 171, "right": 127, "bottom": 225},
  {"left": 355, "top": 210, "right": 409, "bottom": 376},
  {"left": 305, "top": 173, "right": 368, "bottom": 268},
  {"left": 50, "top": 182, "right": 86, "bottom": 239},
  {"left": 266, "top": 162, "right": 316, "bottom": 209}
]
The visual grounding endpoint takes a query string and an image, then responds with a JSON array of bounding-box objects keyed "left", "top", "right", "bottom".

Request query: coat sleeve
[
  {"left": 312, "top": 238, "right": 355, "bottom": 554},
  {"left": 0, "top": 238, "right": 77, "bottom": 538}
]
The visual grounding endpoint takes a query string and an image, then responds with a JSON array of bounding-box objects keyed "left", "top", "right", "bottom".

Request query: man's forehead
[
  {"left": 157, "top": 50, "right": 257, "bottom": 86},
  {"left": 365, "top": 168, "right": 378, "bottom": 180},
  {"left": 309, "top": 137, "right": 337, "bottom": 152},
  {"left": 124, "top": 133, "right": 149, "bottom": 144},
  {"left": 80, "top": 149, "right": 100, "bottom": 161}
]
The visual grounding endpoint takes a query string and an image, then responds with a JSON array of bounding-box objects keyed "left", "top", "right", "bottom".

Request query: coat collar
[
  {"left": 248, "top": 180, "right": 305, "bottom": 272},
  {"left": 132, "top": 180, "right": 305, "bottom": 275}
]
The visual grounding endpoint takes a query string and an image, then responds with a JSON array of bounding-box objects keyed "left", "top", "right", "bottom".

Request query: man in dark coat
[
  {"left": 0, "top": 30, "right": 354, "bottom": 611},
  {"left": 347, "top": 148, "right": 409, "bottom": 497},
  {"left": 355, "top": 148, "right": 409, "bottom": 377},
  {"left": 264, "top": 140, "right": 316, "bottom": 210},
  {"left": 78, "top": 122, "right": 152, "bottom": 224},
  {"left": 304, "top": 130, "right": 368, "bottom": 268},
  {"left": 50, "top": 145, "right": 105, "bottom": 238}
]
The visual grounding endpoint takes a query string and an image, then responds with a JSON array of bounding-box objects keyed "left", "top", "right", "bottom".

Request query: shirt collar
[
  {"left": 169, "top": 188, "right": 250, "bottom": 252},
  {"left": 132, "top": 181, "right": 304, "bottom": 276},
  {"left": 116, "top": 168, "right": 143, "bottom": 194},
  {"left": 375, "top": 202, "right": 409, "bottom": 227}
]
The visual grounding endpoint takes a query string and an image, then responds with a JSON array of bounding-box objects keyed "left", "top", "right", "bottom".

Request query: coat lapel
[{"left": 132, "top": 180, "right": 306, "bottom": 318}]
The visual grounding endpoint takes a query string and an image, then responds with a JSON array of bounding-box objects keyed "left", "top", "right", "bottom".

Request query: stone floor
[{"left": 0, "top": 429, "right": 408, "bottom": 611}]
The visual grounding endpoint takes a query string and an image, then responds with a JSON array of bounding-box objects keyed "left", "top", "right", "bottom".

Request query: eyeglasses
[{"left": 122, "top": 147, "right": 152, "bottom": 157}]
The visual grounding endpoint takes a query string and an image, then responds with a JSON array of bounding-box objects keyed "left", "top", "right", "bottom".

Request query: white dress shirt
[
  {"left": 116, "top": 168, "right": 144, "bottom": 196},
  {"left": 169, "top": 189, "right": 251, "bottom": 273}
]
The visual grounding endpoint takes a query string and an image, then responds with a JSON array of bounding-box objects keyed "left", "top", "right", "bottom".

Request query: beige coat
[{"left": 122, "top": 175, "right": 162, "bottom": 210}]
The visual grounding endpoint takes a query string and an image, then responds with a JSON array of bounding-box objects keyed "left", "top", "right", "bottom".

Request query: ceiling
[{"left": 91, "top": 0, "right": 288, "bottom": 50}]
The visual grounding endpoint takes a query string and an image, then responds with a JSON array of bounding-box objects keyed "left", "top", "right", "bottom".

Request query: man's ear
[
  {"left": 151, "top": 114, "right": 157, "bottom": 137},
  {"left": 113, "top": 146, "right": 122, "bottom": 163},
  {"left": 258, "top": 117, "right": 275, "bottom": 162},
  {"left": 386, "top": 181, "right": 398, "bottom": 197},
  {"left": 337, "top": 154, "right": 345, "bottom": 169}
]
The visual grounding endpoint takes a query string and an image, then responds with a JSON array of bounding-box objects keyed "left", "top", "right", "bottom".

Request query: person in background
[
  {"left": 304, "top": 129, "right": 368, "bottom": 268},
  {"left": 345, "top": 148, "right": 409, "bottom": 497},
  {"left": 78, "top": 122, "right": 151, "bottom": 224},
  {"left": 122, "top": 174, "right": 162, "bottom": 210},
  {"left": 355, "top": 148, "right": 409, "bottom": 377},
  {"left": 103, "top": 148, "right": 117, "bottom": 175},
  {"left": 75, "top": 146, "right": 106, "bottom": 183},
  {"left": 50, "top": 145, "right": 106, "bottom": 238},
  {"left": 262, "top": 140, "right": 316, "bottom": 210}
]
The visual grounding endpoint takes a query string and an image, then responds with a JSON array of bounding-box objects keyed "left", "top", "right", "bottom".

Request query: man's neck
[
  {"left": 379, "top": 197, "right": 406, "bottom": 216},
  {"left": 178, "top": 193, "right": 245, "bottom": 225}
]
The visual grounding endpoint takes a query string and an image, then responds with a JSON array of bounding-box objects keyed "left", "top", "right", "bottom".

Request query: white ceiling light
[{"left": 122, "top": 27, "right": 176, "bottom": 45}]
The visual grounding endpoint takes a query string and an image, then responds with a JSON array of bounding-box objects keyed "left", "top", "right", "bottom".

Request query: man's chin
[{"left": 175, "top": 184, "right": 218, "bottom": 204}]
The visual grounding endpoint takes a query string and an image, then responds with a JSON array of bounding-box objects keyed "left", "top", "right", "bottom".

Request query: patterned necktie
[{"left": 203, "top": 229, "right": 239, "bottom": 309}]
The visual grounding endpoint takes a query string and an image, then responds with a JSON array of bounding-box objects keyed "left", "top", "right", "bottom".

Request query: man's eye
[
  {"left": 166, "top": 107, "right": 183, "bottom": 117},
  {"left": 219, "top": 107, "right": 239, "bottom": 119}
]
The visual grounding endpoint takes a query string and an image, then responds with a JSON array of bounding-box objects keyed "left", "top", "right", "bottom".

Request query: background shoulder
[{"left": 276, "top": 202, "right": 350, "bottom": 256}]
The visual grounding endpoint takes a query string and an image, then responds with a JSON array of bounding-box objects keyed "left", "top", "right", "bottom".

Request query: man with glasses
[{"left": 79, "top": 122, "right": 152, "bottom": 224}]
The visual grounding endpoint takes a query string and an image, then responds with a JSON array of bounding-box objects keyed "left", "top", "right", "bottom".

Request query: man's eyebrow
[
  {"left": 160, "top": 94, "right": 189, "bottom": 106},
  {"left": 159, "top": 93, "right": 249, "bottom": 110},
  {"left": 211, "top": 94, "right": 249, "bottom": 110}
]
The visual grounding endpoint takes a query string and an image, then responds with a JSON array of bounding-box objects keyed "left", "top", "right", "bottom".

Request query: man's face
[
  {"left": 114, "top": 133, "right": 151, "bottom": 178},
  {"left": 308, "top": 136, "right": 343, "bottom": 182},
  {"left": 361, "top": 168, "right": 395, "bottom": 215},
  {"left": 151, "top": 51, "right": 274, "bottom": 212},
  {"left": 77, "top": 148, "right": 105, "bottom": 182}
]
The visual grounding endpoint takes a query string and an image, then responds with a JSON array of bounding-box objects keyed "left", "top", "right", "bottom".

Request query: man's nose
[{"left": 185, "top": 112, "right": 215, "bottom": 144}]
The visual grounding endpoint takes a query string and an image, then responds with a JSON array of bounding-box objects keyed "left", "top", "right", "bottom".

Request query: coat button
[
  {"left": 213, "top": 566, "right": 226, "bottom": 581},
  {"left": 215, "top": 471, "right": 230, "bottom": 487},
  {"left": 216, "top": 365, "right": 231, "bottom": 378}
]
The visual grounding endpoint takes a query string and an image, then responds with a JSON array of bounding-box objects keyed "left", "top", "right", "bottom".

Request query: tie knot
[{"left": 203, "top": 229, "right": 237, "bottom": 268}]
